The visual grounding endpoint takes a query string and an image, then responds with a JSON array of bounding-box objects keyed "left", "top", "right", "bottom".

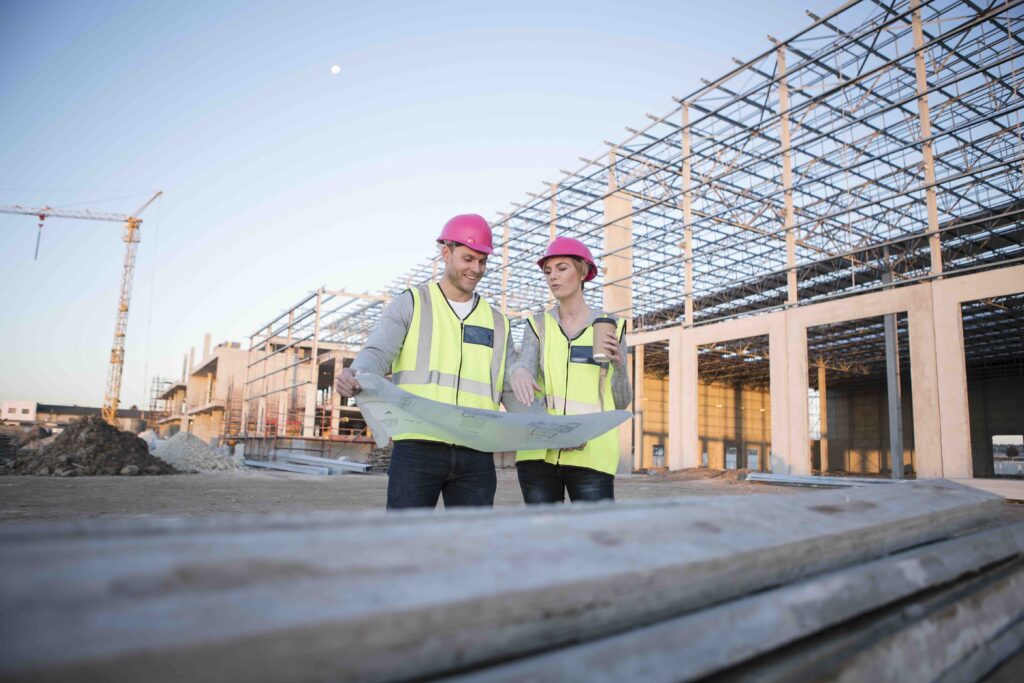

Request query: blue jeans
[
  {"left": 516, "top": 460, "right": 614, "bottom": 504},
  {"left": 387, "top": 440, "right": 497, "bottom": 509}
]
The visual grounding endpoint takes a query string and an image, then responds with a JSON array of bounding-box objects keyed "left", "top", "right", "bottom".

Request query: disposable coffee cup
[{"left": 592, "top": 317, "right": 616, "bottom": 362}]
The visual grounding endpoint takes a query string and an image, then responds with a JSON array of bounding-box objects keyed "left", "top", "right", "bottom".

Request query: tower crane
[{"left": 0, "top": 191, "right": 163, "bottom": 425}]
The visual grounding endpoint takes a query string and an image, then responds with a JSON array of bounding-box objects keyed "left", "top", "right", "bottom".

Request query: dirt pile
[
  {"left": 0, "top": 424, "right": 51, "bottom": 448},
  {"left": 154, "top": 432, "right": 244, "bottom": 473},
  {"left": 0, "top": 417, "right": 178, "bottom": 477},
  {"left": 20, "top": 434, "right": 58, "bottom": 451}
]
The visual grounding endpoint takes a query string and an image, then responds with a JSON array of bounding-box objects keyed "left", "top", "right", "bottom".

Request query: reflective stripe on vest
[{"left": 390, "top": 283, "right": 508, "bottom": 442}]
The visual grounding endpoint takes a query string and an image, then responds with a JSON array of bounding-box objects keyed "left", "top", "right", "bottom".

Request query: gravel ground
[
  {"left": 3, "top": 469, "right": 1020, "bottom": 523},
  {"left": 0, "top": 469, "right": 794, "bottom": 521}
]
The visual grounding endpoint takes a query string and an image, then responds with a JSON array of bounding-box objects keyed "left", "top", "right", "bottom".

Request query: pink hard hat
[
  {"left": 436, "top": 214, "right": 494, "bottom": 255},
  {"left": 538, "top": 236, "right": 598, "bottom": 282}
]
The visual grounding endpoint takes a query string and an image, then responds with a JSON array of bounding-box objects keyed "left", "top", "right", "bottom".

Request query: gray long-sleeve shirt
[
  {"left": 350, "top": 288, "right": 528, "bottom": 412},
  {"left": 509, "top": 307, "right": 633, "bottom": 410}
]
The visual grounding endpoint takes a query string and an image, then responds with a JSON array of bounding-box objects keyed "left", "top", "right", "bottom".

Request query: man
[{"left": 336, "top": 214, "right": 519, "bottom": 509}]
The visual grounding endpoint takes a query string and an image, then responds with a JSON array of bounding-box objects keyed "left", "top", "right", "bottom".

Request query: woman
[{"left": 509, "top": 236, "right": 632, "bottom": 503}]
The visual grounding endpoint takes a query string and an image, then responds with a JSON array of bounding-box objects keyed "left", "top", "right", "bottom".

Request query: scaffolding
[
  {"left": 146, "top": 376, "right": 174, "bottom": 430},
  {"left": 258, "top": 0, "right": 1020, "bottom": 347},
  {"left": 241, "top": 0, "right": 1022, "bottom": 466},
  {"left": 241, "top": 289, "right": 388, "bottom": 445}
]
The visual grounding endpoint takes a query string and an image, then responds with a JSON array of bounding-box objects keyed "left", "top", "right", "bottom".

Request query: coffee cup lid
[{"left": 593, "top": 316, "right": 616, "bottom": 325}]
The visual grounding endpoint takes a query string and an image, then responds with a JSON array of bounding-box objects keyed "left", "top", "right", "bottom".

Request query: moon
[{"left": 330, "top": 64, "right": 341, "bottom": 75}]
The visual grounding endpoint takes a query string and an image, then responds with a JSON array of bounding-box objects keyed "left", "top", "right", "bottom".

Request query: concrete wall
[
  {"left": 627, "top": 264, "right": 1024, "bottom": 479},
  {"left": 187, "top": 345, "right": 249, "bottom": 445}
]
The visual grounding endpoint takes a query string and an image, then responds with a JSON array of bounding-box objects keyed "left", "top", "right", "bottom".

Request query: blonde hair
[{"left": 570, "top": 257, "right": 590, "bottom": 281}]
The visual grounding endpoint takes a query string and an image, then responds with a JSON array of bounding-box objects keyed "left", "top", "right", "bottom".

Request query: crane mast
[{"left": 0, "top": 191, "right": 163, "bottom": 426}]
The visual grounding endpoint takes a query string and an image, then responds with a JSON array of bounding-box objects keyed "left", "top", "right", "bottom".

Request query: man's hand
[
  {"left": 335, "top": 367, "right": 362, "bottom": 398},
  {"left": 510, "top": 367, "right": 541, "bottom": 406}
]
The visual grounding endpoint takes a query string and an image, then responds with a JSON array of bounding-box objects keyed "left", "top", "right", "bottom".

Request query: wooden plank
[
  {"left": 717, "top": 559, "right": 1024, "bottom": 682},
  {"left": 0, "top": 480, "right": 1003, "bottom": 683},
  {"left": 448, "top": 521, "right": 1024, "bottom": 682}
]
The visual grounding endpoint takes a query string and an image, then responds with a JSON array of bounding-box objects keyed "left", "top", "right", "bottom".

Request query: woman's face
[{"left": 543, "top": 256, "right": 584, "bottom": 299}]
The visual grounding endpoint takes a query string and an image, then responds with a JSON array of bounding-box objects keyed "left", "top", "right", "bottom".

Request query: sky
[{"left": 0, "top": 0, "right": 836, "bottom": 408}]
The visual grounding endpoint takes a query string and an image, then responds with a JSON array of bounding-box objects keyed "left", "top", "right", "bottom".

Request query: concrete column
[
  {"left": 667, "top": 326, "right": 689, "bottom": 470},
  {"left": 501, "top": 214, "right": 510, "bottom": 314},
  {"left": 681, "top": 104, "right": 694, "bottom": 324},
  {"left": 772, "top": 312, "right": 805, "bottom": 474},
  {"left": 280, "top": 312, "right": 293, "bottom": 436},
  {"left": 911, "top": 0, "right": 943, "bottom": 275},
  {"left": 818, "top": 360, "right": 829, "bottom": 473},
  {"left": 257, "top": 399, "right": 266, "bottom": 437},
  {"left": 633, "top": 344, "right": 645, "bottom": 470},
  {"left": 188, "top": 347, "right": 195, "bottom": 376},
  {"left": 777, "top": 46, "right": 798, "bottom": 305},
  {"left": 548, "top": 184, "right": 557, "bottom": 307},
  {"left": 302, "top": 289, "right": 323, "bottom": 437},
  {"left": 203, "top": 333, "right": 211, "bottom": 361},
  {"left": 906, "top": 286, "right": 944, "bottom": 477},
  {"left": 330, "top": 366, "right": 342, "bottom": 438},
  {"left": 930, "top": 284, "right": 971, "bottom": 478},
  {"left": 679, "top": 331, "right": 700, "bottom": 470},
  {"left": 603, "top": 150, "right": 634, "bottom": 320},
  {"left": 181, "top": 354, "right": 188, "bottom": 383}
]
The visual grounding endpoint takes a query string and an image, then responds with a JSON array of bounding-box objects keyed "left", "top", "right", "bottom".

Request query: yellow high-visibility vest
[
  {"left": 516, "top": 311, "right": 626, "bottom": 475},
  {"left": 390, "top": 282, "right": 509, "bottom": 442}
]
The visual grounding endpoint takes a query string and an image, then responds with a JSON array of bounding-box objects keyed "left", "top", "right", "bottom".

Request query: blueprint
[{"left": 353, "top": 374, "right": 631, "bottom": 452}]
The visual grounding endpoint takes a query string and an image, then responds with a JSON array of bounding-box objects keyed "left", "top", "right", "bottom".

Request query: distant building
[
  {"left": 1, "top": 400, "right": 149, "bottom": 433},
  {"left": 156, "top": 334, "right": 249, "bottom": 447},
  {"left": 1, "top": 400, "right": 36, "bottom": 425}
]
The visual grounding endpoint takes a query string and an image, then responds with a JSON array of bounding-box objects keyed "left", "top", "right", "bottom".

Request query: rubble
[
  {"left": 153, "top": 432, "right": 244, "bottom": 473},
  {"left": 0, "top": 416, "right": 177, "bottom": 476},
  {"left": 20, "top": 434, "right": 58, "bottom": 451},
  {"left": 366, "top": 444, "right": 392, "bottom": 473}
]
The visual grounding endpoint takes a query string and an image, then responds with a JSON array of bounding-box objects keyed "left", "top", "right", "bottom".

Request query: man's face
[{"left": 442, "top": 243, "right": 488, "bottom": 296}]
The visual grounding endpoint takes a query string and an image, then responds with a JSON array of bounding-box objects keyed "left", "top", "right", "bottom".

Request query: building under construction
[{"left": 240, "top": 0, "right": 1023, "bottom": 482}]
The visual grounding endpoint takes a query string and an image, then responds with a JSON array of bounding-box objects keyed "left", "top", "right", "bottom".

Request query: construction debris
[
  {"left": 0, "top": 416, "right": 176, "bottom": 477},
  {"left": 745, "top": 472, "right": 903, "bottom": 487},
  {"left": 275, "top": 453, "right": 371, "bottom": 473},
  {"left": 243, "top": 459, "right": 329, "bottom": 476},
  {"left": 0, "top": 421, "right": 51, "bottom": 454},
  {"left": 153, "top": 432, "right": 244, "bottom": 473},
  {"left": 660, "top": 467, "right": 753, "bottom": 482},
  {"left": 366, "top": 444, "right": 392, "bottom": 472},
  {"left": 19, "top": 434, "right": 57, "bottom": 451}
]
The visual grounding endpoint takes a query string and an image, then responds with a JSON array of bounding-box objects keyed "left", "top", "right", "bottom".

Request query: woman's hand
[
  {"left": 603, "top": 337, "right": 623, "bottom": 364},
  {"left": 510, "top": 367, "right": 541, "bottom": 406}
]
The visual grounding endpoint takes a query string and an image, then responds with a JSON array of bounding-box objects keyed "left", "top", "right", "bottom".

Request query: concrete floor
[{"left": 0, "top": 469, "right": 792, "bottom": 522}]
